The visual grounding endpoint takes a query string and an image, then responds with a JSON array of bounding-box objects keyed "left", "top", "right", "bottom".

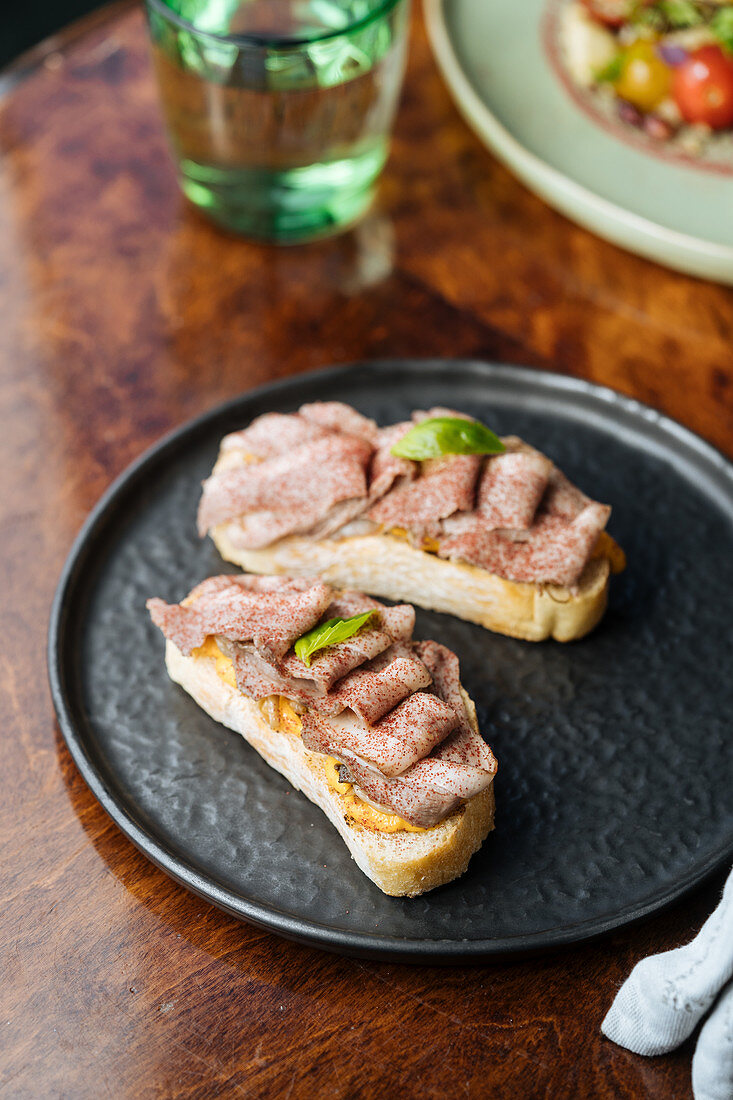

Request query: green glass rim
[{"left": 144, "top": 0, "right": 406, "bottom": 50}]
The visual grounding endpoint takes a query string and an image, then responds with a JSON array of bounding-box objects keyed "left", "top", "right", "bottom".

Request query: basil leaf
[
  {"left": 712, "top": 7, "right": 733, "bottom": 52},
  {"left": 390, "top": 417, "right": 506, "bottom": 461},
  {"left": 294, "top": 610, "right": 376, "bottom": 668},
  {"left": 594, "top": 53, "right": 624, "bottom": 83}
]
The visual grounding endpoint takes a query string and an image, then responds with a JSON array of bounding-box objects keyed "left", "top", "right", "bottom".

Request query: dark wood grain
[{"left": 2, "top": 3, "right": 731, "bottom": 1097}]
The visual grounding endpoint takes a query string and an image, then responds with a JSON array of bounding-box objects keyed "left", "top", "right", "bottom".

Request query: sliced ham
[
  {"left": 322, "top": 591, "right": 416, "bottom": 643},
  {"left": 223, "top": 508, "right": 320, "bottom": 549},
  {"left": 150, "top": 577, "right": 423, "bottom": 716},
  {"left": 185, "top": 574, "right": 252, "bottom": 602},
  {"left": 218, "top": 639, "right": 430, "bottom": 729},
  {"left": 368, "top": 454, "right": 481, "bottom": 530},
  {"left": 147, "top": 578, "right": 332, "bottom": 661},
  {"left": 280, "top": 595, "right": 415, "bottom": 690},
  {"left": 298, "top": 401, "right": 378, "bottom": 444},
  {"left": 219, "top": 403, "right": 376, "bottom": 459},
  {"left": 197, "top": 433, "right": 371, "bottom": 540},
  {"left": 368, "top": 423, "right": 416, "bottom": 502},
  {"left": 282, "top": 627, "right": 393, "bottom": 691},
  {"left": 298, "top": 498, "right": 372, "bottom": 541},
  {"left": 224, "top": 498, "right": 373, "bottom": 550},
  {"left": 149, "top": 570, "right": 498, "bottom": 829},
  {"left": 343, "top": 736, "right": 497, "bottom": 826},
  {"left": 541, "top": 467, "right": 592, "bottom": 520},
  {"left": 220, "top": 413, "right": 330, "bottom": 459},
  {"left": 187, "top": 574, "right": 318, "bottom": 602},
  {"left": 222, "top": 631, "right": 430, "bottom": 730},
  {"left": 325, "top": 590, "right": 382, "bottom": 617},
  {"left": 297, "top": 402, "right": 376, "bottom": 444},
  {"left": 217, "top": 639, "right": 344, "bottom": 715},
  {"left": 414, "top": 639, "right": 472, "bottom": 735},
  {"left": 331, "top": 645, "right": 432, "bottom": 725},
  {"left": 375, "top": 602, "right": 415, "bottom": 642},
  {"left": 202, "top": 405, "right": 609, "bottom": 589},
  {"left": 438, "top": 501, "right": 611, "bottom": 587},
  {"left": 298, "top": 401, "right": 377, "bottom": 442},
  {"left": 342, "top": 717, "right": 498, "bottom": 827},
  {"left": 478, "top": 440, "right": 554, "bottom": 530},
  {"left": 301, "top": 691, "right": 459, "bottom": 778},
  {"left": 434, "top": 726, "right": 498, "bottom": 772}
]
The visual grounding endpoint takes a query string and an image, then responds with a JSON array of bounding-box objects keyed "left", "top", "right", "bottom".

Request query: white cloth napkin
[{"left": 602, "top": 866, "right": 733, "bottom": 1100}]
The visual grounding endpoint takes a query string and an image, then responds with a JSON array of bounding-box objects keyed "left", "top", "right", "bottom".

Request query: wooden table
[{"left": 3, "top": 3, "right": 731, "bottom": 1096}]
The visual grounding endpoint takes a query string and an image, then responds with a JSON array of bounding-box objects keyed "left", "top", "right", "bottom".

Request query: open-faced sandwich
[
  {"left": 147, "top": 575, "right": 497, "bottom": 897},
  {"left": 197, "top": 403, "right": 625, "bottom": 642}
]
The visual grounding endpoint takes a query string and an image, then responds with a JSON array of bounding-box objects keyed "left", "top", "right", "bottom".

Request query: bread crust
[
  {"left": 211, "top": 524, "right": 610, "bottom": 643},
  {"left": 165, "top": 641, "right": 495, "bottom": 897}
]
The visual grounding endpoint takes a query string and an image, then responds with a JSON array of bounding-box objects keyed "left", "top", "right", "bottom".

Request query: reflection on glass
[{"left": 146, "top": 0, "right": 410, "bottom": 241}]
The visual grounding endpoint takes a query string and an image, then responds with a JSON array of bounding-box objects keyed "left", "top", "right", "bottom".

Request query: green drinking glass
[{"left": 145, "top": 0, "right": 411, "bottom": 242}]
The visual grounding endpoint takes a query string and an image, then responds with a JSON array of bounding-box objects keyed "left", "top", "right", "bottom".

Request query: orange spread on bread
[
  {"left": 388, "top": 526, "right": 441, "bottom": 554},
  {"left": 191, "top": 636, "right": 428, "bottom": 834},
  {"left": 268, "top": 696, "right": 303, "bottom": 737},
  {"left": 322, "top": 758, "right": 427, "bottom": 833},
  {"left": 192, "top": 635, "right": 237, "bottom": 688},
  {"left": 591, "top": 530, "right": 626, "bottom": 574}
]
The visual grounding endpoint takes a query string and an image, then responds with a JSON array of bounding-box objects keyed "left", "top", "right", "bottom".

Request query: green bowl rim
[
  {"left": 145, "top": 0, "right": 407, "bottom": 50},
  {"left": 424, "top": 0, "right": 733, "bottom": 283}
]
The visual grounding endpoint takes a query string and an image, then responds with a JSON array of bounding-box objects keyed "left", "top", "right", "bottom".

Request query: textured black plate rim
[{"left": 48, "top": 360, "right": 733, "bottom": 962}]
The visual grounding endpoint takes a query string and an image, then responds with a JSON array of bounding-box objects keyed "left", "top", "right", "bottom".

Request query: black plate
[{"left": 49, "top": 361, "right": 733, "bottom": 961}]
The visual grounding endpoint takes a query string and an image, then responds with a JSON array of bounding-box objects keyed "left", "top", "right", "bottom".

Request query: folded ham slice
[
  {"left": 298, "top": 401, "right": 378, "bottom": 444},
  {"left": 345, "top": 766, "right": 462, "bottom": 827},
  {"left": 216, "top": 638, "right": 344, "bottom": 715},
  {"left": 439, "top": 501, "right": 610, "bottom": 588},
  {"left": 416, "top": 639, "right": 496, "bottom": 781},
  {"left": 297, "top": 498, "right": 372, "bottom": 542},
  {"left": 325, "top": 592, "right": 416, "bottom": 642},
  {"left": 341, "top": 639, "right": 497, "bottom": 826},
  {"left": 368, "top": 423, "right": 416, "bottom": 502},
  {"left": 368, "top": 454, "right": 481, "bottom": 530},
  {"left": 331, "top": 645, "right": 431, "bottom": 725},
  {"left": 344, "top": 731, "right": 497, "bottom": 826},
  {"left": 280, "top": 596, "right": 415, "bottom": 691},
  {"left": 282, "top": 627, "right": 393, "bottom": 691},
  {"left": 188, "top": 574, "right": 317, "bottom": 602},
  {"left": 416, "top": 639, "right": 496, "bottom": 772},
  {"left": 147, "top": 577, "right": 332, "bottom": 662},
  {"left": 220, "top": 412, "right": 330, "bottom": 459},
  {"left": 542, "top": 467, "right": 592, "bottom": 520},
  {"left": 301, "top": 691, "right": 460, "bottom": 778},
  {"left": 478, "top": 439, "right": 554, "bottom": 530},
  {"left": 217, "top": 638, "right": 433, "bottom": 732},
  {"left": 197, "top": 433, "right": 371, "bottom": 543},
  {"left": 220, "top": 402, "right": 376, "bottom": 459},
  {"left": 413, "top": 639, "right": 473, "bottom": 735}
]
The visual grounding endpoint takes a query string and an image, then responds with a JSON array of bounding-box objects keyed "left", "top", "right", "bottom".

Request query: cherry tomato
[
  {"left": 672, "top": 45, "right": 733, "bottom": 130},
  {"left": 580, "top": 0, "right": 634, "bottom": 28},
  {"left": 614, "top": 40, "right": 671, "bottom": 113}
]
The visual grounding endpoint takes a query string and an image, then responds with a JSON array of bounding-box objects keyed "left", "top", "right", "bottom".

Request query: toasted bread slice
[
  {"left": 165, "top": 640, "right": 495, "bottom": 897},
  {"left": 211, "top": 523, "right": 611, "bottom": 643}
]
